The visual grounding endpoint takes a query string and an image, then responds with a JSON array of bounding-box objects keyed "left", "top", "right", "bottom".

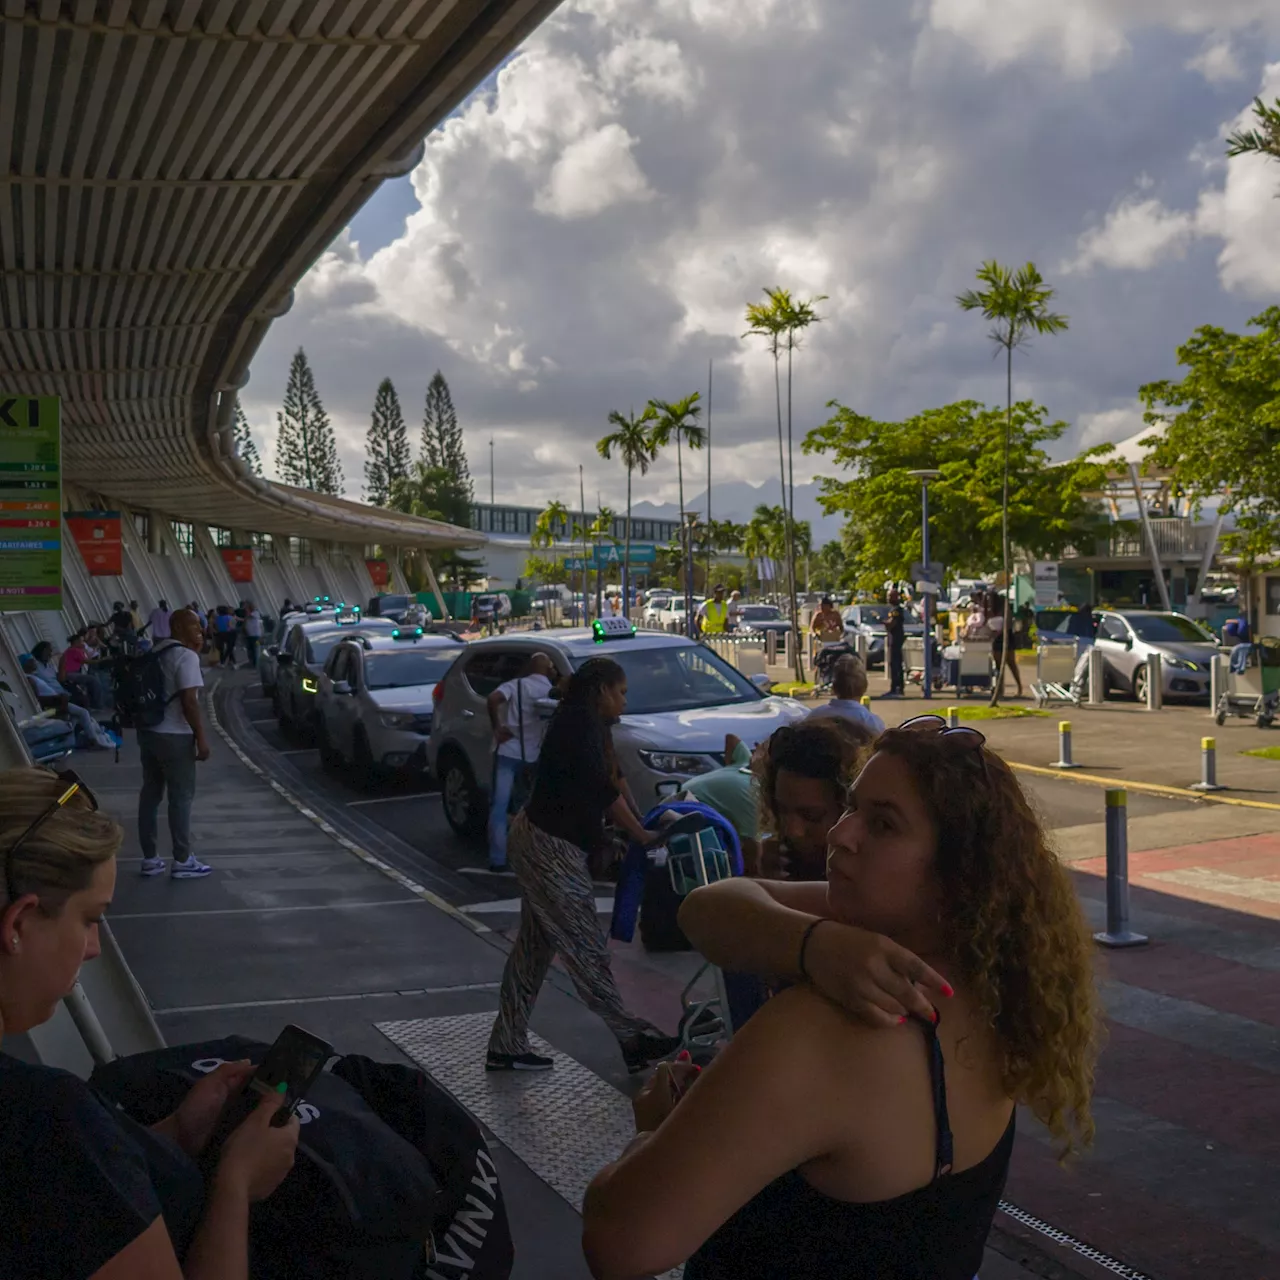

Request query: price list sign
[{"left": 0, "top": 395, "right": 62, "bottom": 612}]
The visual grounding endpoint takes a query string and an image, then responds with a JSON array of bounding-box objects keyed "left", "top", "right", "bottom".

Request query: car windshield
[
  {"left": 855, "top": 605, "right": 889, "bottom": 623},
  {"left": 1126, "top": 615, "right": 1214, "bottom": 643},
  {"left": 571, "top": 643, "right": 762, "bottom": 714},
  {"left": 740, "top": 606, "right": 780, "bottom": 621},
  {"left": 363, "top": 647, "right": 465, "bottom": 690},
  {"left": 307, "top": 621, "right": 395, "bottom": 664}
]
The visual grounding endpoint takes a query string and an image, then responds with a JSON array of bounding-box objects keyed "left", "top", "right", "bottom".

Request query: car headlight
[
  {"left": 301, "top": 676, "right": 318, "bottom": 694},
  {"left": 637, "top": 750, "right": 718, "bottom": 775},
  {"left": 1164, "top": 657, "right": 1195, "bottom": 671},
  {"left": 379, "top": 711, "right": 419, "bottom": 730}
]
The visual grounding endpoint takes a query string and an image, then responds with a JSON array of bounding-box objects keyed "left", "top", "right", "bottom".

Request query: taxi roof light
[{"left": 592, "top": 617, "right": 637, "bottom": 643}]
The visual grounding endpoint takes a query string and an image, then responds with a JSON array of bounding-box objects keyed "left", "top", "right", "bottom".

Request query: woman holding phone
[{"left": 0, "top": 767, "right": 300, "bottom": 1279}]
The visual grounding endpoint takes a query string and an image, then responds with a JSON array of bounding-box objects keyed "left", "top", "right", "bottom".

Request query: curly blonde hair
[{"left": 875, "top": 727, "right": 1100, "bottom": 1158}]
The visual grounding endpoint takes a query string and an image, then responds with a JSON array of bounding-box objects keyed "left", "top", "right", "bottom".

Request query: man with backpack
[{"left": 133, "top": 607, "right": 213, "bottom": 879}]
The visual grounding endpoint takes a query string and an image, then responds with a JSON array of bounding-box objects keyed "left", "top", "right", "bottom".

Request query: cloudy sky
[{"left": 242, "top": 0, "right": 1280, "bottom": 518}]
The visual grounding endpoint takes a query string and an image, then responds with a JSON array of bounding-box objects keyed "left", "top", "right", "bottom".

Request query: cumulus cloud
[{"left": 243, "top": 0, "right": 1280, "bottom": 513}]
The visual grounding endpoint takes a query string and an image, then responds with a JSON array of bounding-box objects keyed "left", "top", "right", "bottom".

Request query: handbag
[{"left": 90, "top": 1036, "right": 439, "bottom": 1280}]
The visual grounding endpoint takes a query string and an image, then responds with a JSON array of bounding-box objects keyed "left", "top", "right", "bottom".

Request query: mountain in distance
[{"left": 627, "top": 478, "right": 843, "bottom": 544}]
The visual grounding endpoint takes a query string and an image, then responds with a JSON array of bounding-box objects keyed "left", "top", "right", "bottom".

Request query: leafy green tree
[
  {"left": 275, "top": 348, "right": 344, "bottom": 494},
  {"left": 232, "top": 402, "right": 262, "bottom": 477},
  {"left": 597, "top": 407, "right": 658, "bottom": 616},
  {"left": 805, "top": 399, "right": 1111, "bottom": 594},
  {"left": 1140, "top": 308, "right": 1280, "bottom": 568},
  {"left": 388, "top": 461, "right": 482, "bottom": 586},
  {"left": 1227, "top": 97, "right": 1280, "bottom": 163},
  {"left": 421, "top": 371, "right": 472, "bottom": 500},
  {"left": 957, "top": 262, "right": 1068, "bottom": 703},
  {"left": 743, "top": 504, "right": 787, "bottom": 594},
  {"left": 363, "top": 377, "right": 411, "bottom": 506}
]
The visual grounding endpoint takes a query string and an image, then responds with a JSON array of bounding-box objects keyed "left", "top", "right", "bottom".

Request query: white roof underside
[{"left": 0, "top": 0, "right": 562, "bottom": 549}]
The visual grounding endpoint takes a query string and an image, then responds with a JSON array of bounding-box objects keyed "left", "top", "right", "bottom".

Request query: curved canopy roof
[{"left": 0, "top": 0, "right": 562, "bottom": 549}]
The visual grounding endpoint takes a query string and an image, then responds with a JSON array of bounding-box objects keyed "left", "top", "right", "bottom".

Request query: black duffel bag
[{"left": 91, "top": 1036, "right": 439, "bottom": 1280}]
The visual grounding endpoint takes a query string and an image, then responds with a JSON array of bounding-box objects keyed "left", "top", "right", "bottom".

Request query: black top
[
  {"left": 0, "top": 1054, "right": 205, "bottom": 1278},
  {"left": 524, "top": 701, "right": 620, "bottom": 852},
  {"left": 683, "top": 1018, "right": 1015, "bottom": 1280},
  {"left": 885, "top": 605, "right": 905, "bottom": 643}
]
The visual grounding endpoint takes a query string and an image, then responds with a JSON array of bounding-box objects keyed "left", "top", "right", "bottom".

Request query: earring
[{"left": 10, "top": 937, "right": 18, "bottom": 950}]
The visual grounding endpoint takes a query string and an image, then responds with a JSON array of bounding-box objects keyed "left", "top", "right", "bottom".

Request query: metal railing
[{"left": 1062, "top": 519, "right": 1215, "bottom": 560}]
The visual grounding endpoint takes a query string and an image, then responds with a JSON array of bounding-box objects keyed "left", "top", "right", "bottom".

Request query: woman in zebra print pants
[{"left": 486, "top": 657, "right": 681, "bottom": 1076}]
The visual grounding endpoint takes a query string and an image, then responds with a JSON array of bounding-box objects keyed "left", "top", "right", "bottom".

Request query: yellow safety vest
[{"left": 702, "top": 599, "right": 729, "bottom": 633}]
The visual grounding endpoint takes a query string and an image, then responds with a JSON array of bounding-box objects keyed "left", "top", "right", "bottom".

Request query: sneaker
[
  {"left": 139, "top": 857, "right": 166, "bottom": 877},
  {"left": 170, "top": 855, "right": 212, "bottom": 879},
  {"left": 621, "top": 1030, "right": 683, "bottom": 1074},
  {"left": 485, "top": 1051, "right": 554, "bottom": 1072}
]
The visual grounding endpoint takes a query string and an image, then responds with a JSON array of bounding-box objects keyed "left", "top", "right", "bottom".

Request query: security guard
[{"left": 698, "top": 583, "right": 730, "bottom": 635}]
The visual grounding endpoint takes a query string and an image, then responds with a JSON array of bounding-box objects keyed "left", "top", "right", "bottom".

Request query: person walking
[
  {"left": 138, "top": 608, "right": 213, "bottom": 879},
  {"left": 147, "top": 599, "right": 172, "bottom": 642},
  {"left": 1224, "top": 608, "right": 1252, "bottom": 675},
  {"left": 486, "top": 653, "right": 555, "bottom": 872},
  {"left": 726, "top": 589, "right": 743, "bottom": 633},
  {"left": 987, "top": 590, "right": 1024, "bottom": 698},
  {"left": 696, "top": 584, "right": 730, "bottom": 637},
  {"left": 213, "top": 606, "right": 237, "bottom": 667},
  {"left": 884, "top": 588, "right": 906, "bottom": 698},
  {"left": 487, "top": 657, "right": 680, "bottom": 1075},
  {"left": 242, "top": 601, "right": 264, "bottom": 669}
]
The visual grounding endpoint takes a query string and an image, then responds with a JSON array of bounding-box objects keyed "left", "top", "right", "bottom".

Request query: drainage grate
[{"left": 998, "top": 1201, "right": 1156, "bottom": 1279}]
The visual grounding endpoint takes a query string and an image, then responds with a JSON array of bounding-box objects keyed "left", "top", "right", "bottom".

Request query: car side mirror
[
  {"left": 333, "top": 680, "right": 352, "bottom": 696},
  {"left": 1124, "top": 638, "right": 1133, "bottom": 651},
  {"left": 749, "top": 673, "right": 774, "bottom": 693}
]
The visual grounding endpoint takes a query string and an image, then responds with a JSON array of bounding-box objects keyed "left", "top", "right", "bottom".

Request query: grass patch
[
  {"left": 772, "top": 681, "right": 817, "bottom": 697},
  {"left": 936, "top": 704, "right": 1050, "bottom": 721},
  {"left": 1241, "top": 746, "right": 1280, "bottom": 760}
]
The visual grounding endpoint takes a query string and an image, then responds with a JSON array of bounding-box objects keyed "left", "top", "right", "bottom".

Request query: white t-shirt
[
  {"left": 153, "top": 641, "right": 204, "bottom": 734},
  {"left": 149, "top": 608, "right": 172, "bottom": 640},
  {"left": 245, "top": 610, "right": 264, "bottom": 638},
  {"left": 495, "top": 673, "right": 553, "bottom": 762},
  {"left": 806, "top": 699, "right": 886, "bottom": 736}
]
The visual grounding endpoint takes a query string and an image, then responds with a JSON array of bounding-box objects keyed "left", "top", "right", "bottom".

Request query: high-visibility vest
[{"left": 702, "top": 599, "right": 729, "bottom": 633}]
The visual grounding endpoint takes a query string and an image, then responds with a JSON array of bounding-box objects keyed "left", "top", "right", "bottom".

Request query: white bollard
[
  {"left": 1190, "top": 736, "right": 1226, "bottom": 792},
  {"left": 1145, "top": 653, "right": 1163, "bottom": 711},
  {"left": 855, "top": 633, "right": 869, "bottom": 667},
  {"left": 1053, "top": 720, "right": 1081, "bottom": 769}
]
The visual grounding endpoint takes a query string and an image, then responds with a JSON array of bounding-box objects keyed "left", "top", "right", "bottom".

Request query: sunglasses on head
[
  {"left": 4, "top": 772, "right": 99, "bottom": 904},
  {"left": 898, "top": 714, "right": 986, "bottom": 747}
]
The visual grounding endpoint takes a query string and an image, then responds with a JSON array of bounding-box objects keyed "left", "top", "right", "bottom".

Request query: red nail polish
[
  {"left": 677, "top": 1049, "right": 691, "bottom": 1062},
  {"left": 897, "top": 1015, "right": 908, "bottom": 1025},
  {"left": 941, "top": 983, "right": 955, "bottom": 998},
  {"left": 930, "top": 1009, "right": 939, "bottom": 1024}
]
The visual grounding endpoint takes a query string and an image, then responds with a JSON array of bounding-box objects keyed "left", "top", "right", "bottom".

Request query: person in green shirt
[{"left": 681, "top": 733, "right": 760, "bottom": 856}]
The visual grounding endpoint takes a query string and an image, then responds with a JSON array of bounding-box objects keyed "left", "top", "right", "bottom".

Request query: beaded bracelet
[{"left": 797, "top": 917, "right": 829, "bottom": 982}]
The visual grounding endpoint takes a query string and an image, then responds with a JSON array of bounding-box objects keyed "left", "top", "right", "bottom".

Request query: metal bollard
[
  {"left": 946, "top": 706, "right": 959, "bottom": 728},
  {"left": 1087, "top": 647, "right": 1106, "bottom": 706},
  {"left": 1093, "top": 789, "right": 1148, "bottom": 948},
  {"left": 1145, "top": 653, "right": 1163, "bottom": 711},
  {"left": 766, "top": 630, "right": 778, "bottom": 664},
  {"left": 1190, "top": 736, "right": 1225, "bottom": 792},
  {"left": 1209, "top": 653, "right": 1224, "bottom": 715},
  {"left": 861, "top": 695, "right": 873, "bottom": 710},
  {"left": 1053, "top": 720, "right": 1080, "bottom": 769},
  {"left": 855, "top": 633, "right": 869, "bottom": 667}
]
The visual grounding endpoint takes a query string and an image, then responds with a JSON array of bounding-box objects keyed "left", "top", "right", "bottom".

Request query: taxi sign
[
  {"left": 592, "top": 616, "right": 636, "bottom": 643},
  {"left": 391, "top": 626, "right": 425, "bottom": 640}
]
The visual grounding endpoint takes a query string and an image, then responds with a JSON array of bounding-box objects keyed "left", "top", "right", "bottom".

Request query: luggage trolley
[
  {"left": 1215, "top": 642, "right": 1280, "bottom": 728},
  {"left": 1031, "top": 641, "right": 1084, "bottom": 709}
]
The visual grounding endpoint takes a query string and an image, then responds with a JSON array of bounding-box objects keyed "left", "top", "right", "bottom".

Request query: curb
[
  {"left": 204, "top": 675, "right": 490, "bottom": 934},
  {"left": 1005, "top": 760, "right": 1280, "bottom": 812}
]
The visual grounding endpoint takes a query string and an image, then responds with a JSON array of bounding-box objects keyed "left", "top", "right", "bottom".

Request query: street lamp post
[
  {"left": 683, "top": 510, "right": 699, "bottom": 639},
  {"left": 907, "top": 469, "right": 942, "bottom": 701}
]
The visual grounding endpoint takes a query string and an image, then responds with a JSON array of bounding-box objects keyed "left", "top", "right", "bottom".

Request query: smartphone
[{"left": 208, "top": 1024, "right": 334, "bottom": 1149}]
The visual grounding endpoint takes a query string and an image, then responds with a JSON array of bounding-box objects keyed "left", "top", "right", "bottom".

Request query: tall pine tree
[
  {"left": 232, "top": 401, "right": 263, "bottom": 476},
  {"left": 363, "top": 377, "right": 410, "bottom": 505},
  {"left": 421, "top": 371, "right": 472, "bottom": 500},
  {"left": 275, "top": 348, "right": 344, "bottom": 495}
]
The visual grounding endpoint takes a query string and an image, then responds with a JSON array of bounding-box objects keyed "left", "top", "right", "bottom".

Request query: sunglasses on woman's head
[
  {"left": 898, "top": 714, "right": 986, "bottom": 748},
  {"left": 3, "top": 772, "right": 99, "bottom": 903}
]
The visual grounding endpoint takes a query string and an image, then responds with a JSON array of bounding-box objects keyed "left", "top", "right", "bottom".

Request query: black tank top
[{"left": 683, "top": 1017, "right": 1015, "bottom": 1280}]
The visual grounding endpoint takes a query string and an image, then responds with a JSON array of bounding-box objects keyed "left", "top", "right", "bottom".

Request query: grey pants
[
  {"left": 488, "top": 812, "right": 660, "bottom": 1055},
  {"left": 138, "top": 730, "right": 197, "bottom": 860}
]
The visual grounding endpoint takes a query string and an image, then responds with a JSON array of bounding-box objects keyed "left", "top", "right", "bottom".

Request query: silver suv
[
  {"left": 274, "top": 614, "right": 397, "bottom": 736},
  {"left": 1092, "top": 609, "right": 1218, "bottom": 701},
  {"left": 314, "top": 631, "right": 467, "bottom": 784},
  {"left": 426, "top": 627, "right": 806, "bottom": 839}
]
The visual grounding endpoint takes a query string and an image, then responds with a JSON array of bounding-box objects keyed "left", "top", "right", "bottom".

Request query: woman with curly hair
[
  {"left": 582, "top": 715, "right": 1099, "bottom": 1280},
  {"left": 486, "top": 657, "right": 680, "bottom": 1076}
]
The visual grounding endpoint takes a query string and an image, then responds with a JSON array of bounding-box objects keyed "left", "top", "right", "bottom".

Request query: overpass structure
[{"left": 0, "top": 0, "right": 564, "bottom": 758}]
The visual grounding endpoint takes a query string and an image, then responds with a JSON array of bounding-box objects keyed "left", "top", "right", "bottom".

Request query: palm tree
[
  {"left": 743, "top": 504, "right": 787, "bottom": 596},
  {"left": 597, "top": 408, "right": 658, "bottom": 617},
  {"left": 648, "top": 393, "right": 706, "bottom": 634},
  {"left": 531, "top": 499, "right": 569, "bottom": 600},
  {"left": 1227, "top": 96, "right": 1280, "bottom": 162},
  {"left": 957, "top": 260, "right": 1068, "bottom": 704}
]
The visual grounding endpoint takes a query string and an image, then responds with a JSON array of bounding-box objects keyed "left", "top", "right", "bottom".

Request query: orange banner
[
  {"left": 65, "top": 511, "right": 122, "bottom": 576},
  {"left": 366, "top": 559, "right": 390, "bottom": 589},
  {"left": 220, "top": 546, "right": 254, "bottom": 583}
]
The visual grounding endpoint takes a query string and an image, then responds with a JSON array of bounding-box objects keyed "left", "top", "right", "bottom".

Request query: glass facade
[
  {"left": 171, "top": 519, "right": 194, "bottom": 556},
  {"left": 469, "top": 503, "right": 679, "bottom": 544}
]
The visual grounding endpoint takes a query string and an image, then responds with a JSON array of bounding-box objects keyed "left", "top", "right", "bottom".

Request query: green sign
[
  {"left": 565, "top": 543, "right": 657, "bottom": 571},
  {"left": 0, "top": 395, "right": 62, "bottom": 611}
]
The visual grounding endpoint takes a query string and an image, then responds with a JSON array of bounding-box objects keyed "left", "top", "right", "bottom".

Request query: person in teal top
[{"left": 681, "top": 733, "right": 760, "bottom": 848}]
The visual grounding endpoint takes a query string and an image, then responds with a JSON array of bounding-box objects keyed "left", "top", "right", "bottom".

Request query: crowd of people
[{"left": 1, "top": 600, "right": 1101, "bottom": 1278}]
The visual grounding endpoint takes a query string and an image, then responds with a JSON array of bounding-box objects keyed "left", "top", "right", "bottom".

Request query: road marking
[
  {"left": 205, "top": 677, "right": 489, "bottom": 934},
  {"left": 1146, "top": 867, "right": 1280, "bottom": 906},
  {"left": 461, "top": 895, "right": 615, "bottom": 916},
  {"left": 1007, "top": 760, "right": 1280, "bottom": 812},
  {"left": 277, "top": 747, "right": 314, "bottom": 756},
  {"left": 346, "top": 791, "right": 441, "bottom": 807},
  {"left": 152, "top": 981, "right": 500, "bottom": 1017},
  {"left": 108, "top": 898, "right": 424, "bottom": 920}
]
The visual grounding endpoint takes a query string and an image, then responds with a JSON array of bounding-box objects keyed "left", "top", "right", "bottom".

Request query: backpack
[{"left": 111, "top": 641, "right": 179, "bottom": 729}]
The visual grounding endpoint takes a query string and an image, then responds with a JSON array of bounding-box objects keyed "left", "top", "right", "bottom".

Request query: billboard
[
  {"left": 66, "top": 511, "right": 122, "bottom": 576},
  {"left": 0, "top": 395, "right": 62, "bottom": 611}
]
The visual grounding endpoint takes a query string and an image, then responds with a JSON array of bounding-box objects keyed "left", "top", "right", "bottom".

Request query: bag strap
[{"left": 517, "top": 678, "right": 526, "bottom": 764}]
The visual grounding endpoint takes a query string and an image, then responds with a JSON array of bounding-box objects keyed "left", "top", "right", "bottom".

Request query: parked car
[
  {"left": 658, "top": 596, "right": 704, "bottom": 631},
  {"left": 642, "top": 594, "right": 672, "bottom": 627},
  {"left": 531, "top": 584, "right": 572, "bottom": 615},
  {"left": 1091, "top": 609, "right": 1218, "bottom": 701},
  {"left": 314, "top": 631, "right": 467, "bottom": 784},
  {"left": 734, "top": 603, "right": 792, "bottom": 638},
  {"left": 840, "top": 603, "right": 889, "bottom": 668},
  {"left": 275, "top": 614, "right": 398, "bottom": 737},
  {"left": 427, "top": 628, "right": 806, "bottom": 839},
  {"left": 259, "top": 607, "right": 333, "bottom": 697},
  {"left": 365, "top": 593, "right": 415, "bottom": 621},
  {"left": 1034, "top": 608, "right": 1096, "bottom": 647}
]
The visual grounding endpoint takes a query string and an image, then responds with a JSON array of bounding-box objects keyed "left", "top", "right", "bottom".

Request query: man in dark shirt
[{"left": 884, "top": 588, "right": 906, "bottom": 697}]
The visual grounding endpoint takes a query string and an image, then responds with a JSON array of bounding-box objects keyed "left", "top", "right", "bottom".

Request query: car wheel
[
  {"left": 440, "top": 750, "right": 486, "bottom": 841},
  {"left": 318, "top": 723, "right": 342, "bottom": 772},
  {"left": 352, "top": 729, "right": 379, "bottom": 790},
  {"left": 1132, "top": 664, "right": 1149, "bottom": 704}
]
